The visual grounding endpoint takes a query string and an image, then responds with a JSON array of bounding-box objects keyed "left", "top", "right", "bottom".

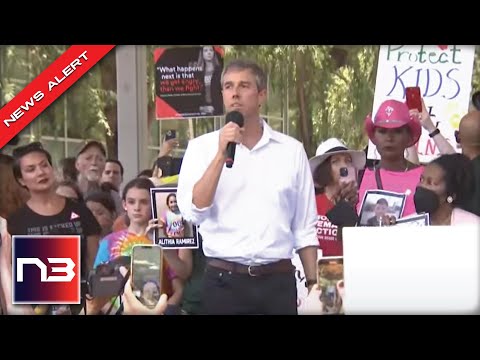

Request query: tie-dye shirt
[
  {"left": 93, "top": 230, "right": 177, "bottom": 314},
  {"left": 93, "top": 230, "right": 176, "bottom": 281},
  {"left": 94, "top": 230, "right": 152, "bottom": 266}
]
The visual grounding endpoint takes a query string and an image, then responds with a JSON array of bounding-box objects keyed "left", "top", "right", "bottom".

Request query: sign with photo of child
[
  {"left": 358, "top": 189, "right": 407, "bottom": 227},
  {"left": 150, "top": 187, "right": 199, "bottom": 249},
  {"left": 395, "top": 213, "right": 430, "bottom": 226}
]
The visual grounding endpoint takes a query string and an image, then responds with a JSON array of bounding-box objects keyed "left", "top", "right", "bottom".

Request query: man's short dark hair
[
  {"left": 106, "top": 159, "right": 124, "bottom": 176},
  {"left": 221, "top": 59, "right": 267, "bottom": 92},
  {"left": 376, "top": 198, "right": 388, "bottom": 206}
]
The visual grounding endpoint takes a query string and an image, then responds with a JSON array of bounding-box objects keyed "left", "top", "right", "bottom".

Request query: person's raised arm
[
  {"left": 192, "top": 122, "right": 242, "bottom": 209},
  {"left": 410, "top": 99, "right": 456, "bottom": 156},
  {"left": 177, "top": 122, "right": 242, "bottom": 225}
]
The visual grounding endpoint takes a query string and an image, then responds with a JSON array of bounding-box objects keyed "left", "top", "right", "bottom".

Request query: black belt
[{"left": 207, "top": 258, "right": 294, "bottom": 277}]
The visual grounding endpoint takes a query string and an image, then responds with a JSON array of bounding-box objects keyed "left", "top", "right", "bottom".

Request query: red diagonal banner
[{"left": 0, "top": 45, "right": 116, "bottom": 149}]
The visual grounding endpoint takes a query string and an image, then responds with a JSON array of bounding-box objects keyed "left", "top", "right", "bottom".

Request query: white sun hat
[{"left": 308, "top": 138, "right": 366, "bottom": 174}]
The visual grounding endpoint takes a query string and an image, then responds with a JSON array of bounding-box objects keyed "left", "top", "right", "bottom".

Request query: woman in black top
[{"left": 6, "top": 142, "right": 101, "bottom": 315}]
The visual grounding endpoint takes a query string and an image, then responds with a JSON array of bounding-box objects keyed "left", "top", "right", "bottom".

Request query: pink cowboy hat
[{"left": 365, "top": 99, "right": 422, "bottom": 148}]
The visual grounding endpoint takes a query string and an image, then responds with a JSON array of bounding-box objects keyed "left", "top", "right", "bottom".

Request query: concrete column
[{"left": 116, "top": 45, "right": 149, "bottom": 183}]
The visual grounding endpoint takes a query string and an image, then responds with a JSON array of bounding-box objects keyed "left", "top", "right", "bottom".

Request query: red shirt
[{"left": 315, "top": 193, "right": 342, "bottom": 256}]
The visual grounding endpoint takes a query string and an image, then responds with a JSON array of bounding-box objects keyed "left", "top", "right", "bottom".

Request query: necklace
[
  {"left": 374, "top": 161, "right": 411, "bottom": 191},
  {"left": 376, "top": 161, "right": 410, "bottom": 172}
]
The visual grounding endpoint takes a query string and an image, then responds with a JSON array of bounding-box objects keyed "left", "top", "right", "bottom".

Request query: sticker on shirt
[
  {"left": 316, "top": 215, "right": 338, "bottom": 242},
  {"left": 150, "top": 187, "right": 199, "bottom": 249},
  {"left": 70, "top": 212, "right": 80, "bottom": 220},
  {"left": 358, "top": 189, "right": 407, "bottom": 227}
]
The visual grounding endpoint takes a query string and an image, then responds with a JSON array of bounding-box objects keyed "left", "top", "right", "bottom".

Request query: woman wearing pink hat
[{"left": 359, "top": 99, "right": 423, "bottom": 219}]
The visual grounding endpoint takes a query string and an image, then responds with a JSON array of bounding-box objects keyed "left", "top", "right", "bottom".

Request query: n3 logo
[
  {"left": 16, "top": 258, "right": 76, "bottom": 283},
  {"left": 12, "top": 235, "right": 81, "bottom": 304}
]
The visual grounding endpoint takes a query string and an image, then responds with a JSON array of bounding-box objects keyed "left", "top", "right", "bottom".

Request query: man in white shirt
[{"left": 177, "top": 59, "right": 318, "bottom": 315}]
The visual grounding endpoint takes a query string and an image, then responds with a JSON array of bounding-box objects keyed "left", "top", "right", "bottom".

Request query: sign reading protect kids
[{"left": 369, "top": 45, "right": 475, "bottom": 163}]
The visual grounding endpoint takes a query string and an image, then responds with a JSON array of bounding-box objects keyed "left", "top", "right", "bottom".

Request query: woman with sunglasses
[{"left": 5, "top": 142, "right": 102, "bottom": 315}]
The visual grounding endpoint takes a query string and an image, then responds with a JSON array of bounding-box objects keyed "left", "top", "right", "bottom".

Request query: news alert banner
[{"left": 0, "top": 45, "right": 115, "bottom": 149}]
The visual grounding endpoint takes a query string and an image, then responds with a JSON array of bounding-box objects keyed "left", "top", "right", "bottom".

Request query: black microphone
[{"left": 225, "top": 111, "right": 244, "bottom": 168}]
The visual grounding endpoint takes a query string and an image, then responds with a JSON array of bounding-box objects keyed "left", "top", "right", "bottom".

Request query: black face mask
[{"left": 414, "top": 187, "right": 440, "bottom": 214}]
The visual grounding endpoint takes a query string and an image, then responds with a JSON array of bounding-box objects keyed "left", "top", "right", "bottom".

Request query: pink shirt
[
  {"left": 358, "top": 167, "right": 424, "bottom": 218},
  {"left": 451, "top": 208, "right": 480, "bottom": 225}
]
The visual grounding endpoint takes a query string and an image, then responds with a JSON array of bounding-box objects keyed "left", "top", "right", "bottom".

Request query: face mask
[{"left": 414, "top": 187, "right": 440, "bottom": 214}]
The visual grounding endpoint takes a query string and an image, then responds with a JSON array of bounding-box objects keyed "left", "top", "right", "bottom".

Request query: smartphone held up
[
  {"left": 131, "top": 244, "right": 164, "bottom": 309},
  {"left": 339, "top": 167, "right": 356, "bottom": 185},
  {"left": 405, "top": 86, "right": 422, "bottom": 112},
  {"left": 165, "top": 130, "right": 177, "bottom": 141}
]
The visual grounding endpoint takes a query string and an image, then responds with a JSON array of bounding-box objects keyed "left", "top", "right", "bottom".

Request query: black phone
[
  {"left": 165, "top": 130, "right": 176, "bottom": 141},
  {"left": 339, "top": 167, "right": 356, "bottom": 184}
]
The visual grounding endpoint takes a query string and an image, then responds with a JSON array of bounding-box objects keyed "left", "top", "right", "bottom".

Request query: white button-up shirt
[{"left": 177, "top": 120, "right": 318, "bottom": 265}]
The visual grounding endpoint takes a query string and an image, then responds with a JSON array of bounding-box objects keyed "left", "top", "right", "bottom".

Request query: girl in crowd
[
  {"left": 309, "top": 138, "right": 366, "bottom": 256},
  {"left": 93, "top": 177, "right": 183, "bottom": 314},
  {"left": 85, "top": 191, "right": 117, "bottom": 237},
  {"left": 413, "top": 153, "right": 480, "bottom": 225},
  {"left": 359, "top": 99, "right": 423, "bottom": 218}
]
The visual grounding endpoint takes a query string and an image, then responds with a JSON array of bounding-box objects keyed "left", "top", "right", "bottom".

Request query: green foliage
[
  {"left": 472, "top": 46, "right": 480, "bottom": 95},
  {"left": 225, "top": 45, "right": 379, "bottom": 156},
  {"left": 0, "top": 45, "right": 114, "bottom": 145},
  {"left": 1, "top": 45, "right": 479, "bottom": 162}
]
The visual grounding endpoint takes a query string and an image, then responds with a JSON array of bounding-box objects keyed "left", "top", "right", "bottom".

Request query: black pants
[{"left": 201, "top": 265, "right": 298, "bottom": 315}]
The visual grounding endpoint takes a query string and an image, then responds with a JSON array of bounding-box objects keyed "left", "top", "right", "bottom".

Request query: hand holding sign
[
  {"left": 143, "top": 218, "right": 163, "bottom": 237},
  {"left": 378, "top": 214, "right": 397, "bottom": 226}
]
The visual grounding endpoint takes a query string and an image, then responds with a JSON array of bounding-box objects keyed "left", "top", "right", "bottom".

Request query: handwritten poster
[
  {"left": 154, "top": 46, "right": 224, "bottom": 119},
  {"left": 369, "top": 45, "right": 475, "bottom": 163}
]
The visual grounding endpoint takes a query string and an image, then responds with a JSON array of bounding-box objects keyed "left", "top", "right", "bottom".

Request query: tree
[
  {"left": 225, "top": 45, "right": 379, "bottom": 157},
  {"left": 0, "top": 45, "right": 115, "bottom": 159}
]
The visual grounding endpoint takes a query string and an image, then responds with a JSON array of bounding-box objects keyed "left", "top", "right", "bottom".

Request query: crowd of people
[{"left": 0, "top": 57, "right": 479, "bottom": 315}]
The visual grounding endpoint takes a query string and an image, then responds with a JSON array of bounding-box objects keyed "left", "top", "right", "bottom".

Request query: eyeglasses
[{"left": 12, "top": 142, "right": 45, "bottom": 159}]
